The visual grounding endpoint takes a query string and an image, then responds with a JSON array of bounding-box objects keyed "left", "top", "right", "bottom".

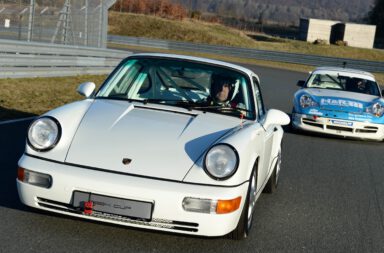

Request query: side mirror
[
  {"left": 382, "top": 89, "right": 384, "bottom": 97},
  {"left": 77, "top": 82, "right": 96, "bottom": 98},
  {"left": 262, "top": 109, "right": 290, "bottom": 129},
  {"left": 297, "top": 80, "right": 306, "bottom": 87}
]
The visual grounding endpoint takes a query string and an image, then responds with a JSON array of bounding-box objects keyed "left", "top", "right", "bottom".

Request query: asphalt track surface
[{"left": 1, "top": 64, "right": 384, "bottom": 253}]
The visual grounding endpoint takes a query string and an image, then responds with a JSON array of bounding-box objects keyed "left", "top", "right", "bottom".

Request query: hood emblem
[{"left": 122, "top": 158, "right": 132, "bottom": 165}]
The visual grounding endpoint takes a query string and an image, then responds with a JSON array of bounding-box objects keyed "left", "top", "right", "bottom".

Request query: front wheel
[{"left": 228, "top": 166, "right": 257, "bottom": 240}]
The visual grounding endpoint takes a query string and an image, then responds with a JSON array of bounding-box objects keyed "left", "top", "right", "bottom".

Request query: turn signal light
[
  {"left": 17, "top": 167, "right": 25, "bottom": 181},
  {"left": 17, "top": 167, "right": 52, "bottom": 188},
  {"left": 216, "top": 196, "right": 242, "bottom": 214}
]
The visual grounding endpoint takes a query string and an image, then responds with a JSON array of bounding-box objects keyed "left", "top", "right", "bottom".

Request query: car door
[{"left": 252, "top": 76, "right": 275, "bottom": 189}]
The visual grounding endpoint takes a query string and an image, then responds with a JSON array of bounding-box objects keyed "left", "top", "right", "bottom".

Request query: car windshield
[
  {"left": 96, "top": 57, "right": 255, "bottom": 119},
  {"left": 306, "top": 73, "right": 380, "bottom": 96}
]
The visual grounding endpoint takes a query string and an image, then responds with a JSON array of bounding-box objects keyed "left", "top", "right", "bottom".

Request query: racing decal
[
  {"left": 320, "top": 98, "right": 363, "bottom": 109},
  {"left": 330, "top": 120, "right": 353, "bottom": 127},
  {"left": 308, "top": 109, "right": 323, "bottom": 116},
  {"left": 348, "top": 114, "right": 374, "bottom": 121}
]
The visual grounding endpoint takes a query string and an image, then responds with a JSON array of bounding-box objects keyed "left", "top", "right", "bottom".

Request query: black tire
[
  {"left": 227, "top": 164, "right": 258, "bottom": 240},
  {"left": 264, "top": 151, "right": 281, "bottom": 194},
  {"left": 289, "top": 108, "right": 297, "bottom": 134}
]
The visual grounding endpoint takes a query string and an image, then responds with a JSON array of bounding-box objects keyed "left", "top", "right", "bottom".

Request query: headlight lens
[
  {"left": 204, "top": 144, "right": 239, "bottom": 180},
  {"left": 367, "top": 103, "right": 384, "bottom": 117},
  {"left": 28, "top": 117, "right": 61, "bottom": 151},
  {"left": 299, "top": 94, "right": 318, "bottom": 108}
]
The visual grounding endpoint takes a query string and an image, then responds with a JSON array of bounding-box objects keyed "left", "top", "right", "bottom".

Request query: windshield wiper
[
  {"left": 187, "top": 104, "right": 252, "bottom": 114},
  {"left": 142, "top": 99, "right": 201, "bottom": 105},
  {"left": 96, "top": 96, "right": 145, "bottom": 104},
  {"left": 215, "top": 106, "right": 252, "bottom": 114}
]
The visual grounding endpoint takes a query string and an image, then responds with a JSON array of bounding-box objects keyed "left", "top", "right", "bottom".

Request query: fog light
[
  {"left": 17, "top": 167, "right": 52, "bottom": 188},
  {"left": 182, "top": 197, "right": 217, "bottom": 214}
]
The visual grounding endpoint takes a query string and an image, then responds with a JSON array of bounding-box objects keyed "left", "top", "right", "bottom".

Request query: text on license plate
[{"left": 72, "top": 191, "right": 153, "bottom": 220}]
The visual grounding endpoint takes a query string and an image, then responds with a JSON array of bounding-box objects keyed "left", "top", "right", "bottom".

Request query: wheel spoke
[
  {"left": 247, "top": 171, "right": 257, "bottom": 228},
  {"left": 276, "top": 150, "right": 281, "bottom": 184}
]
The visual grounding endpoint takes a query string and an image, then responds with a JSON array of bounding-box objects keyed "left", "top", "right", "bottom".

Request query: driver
[
  {"left": 209, "top": 73, "right": 238, "bottom": 106},
  {"left": 355, "top": 79, "right": 371, "bottom": 94}
]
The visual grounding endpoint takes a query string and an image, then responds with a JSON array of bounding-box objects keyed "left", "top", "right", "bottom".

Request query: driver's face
[
  {"left": 215, "top": 83, "right": 230, "bottom": 102},
  {"left": 357, "top": 81, "right": 365, "bottom": 90}
]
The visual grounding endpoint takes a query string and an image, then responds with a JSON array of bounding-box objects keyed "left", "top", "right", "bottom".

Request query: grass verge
[{"left": 0, "top": 75, "right": 107, "bottom": 120}]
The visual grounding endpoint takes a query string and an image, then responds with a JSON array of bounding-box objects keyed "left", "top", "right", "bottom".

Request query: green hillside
[
  {"left": 109, "top": 12, "right": 257, "bottom": 48},
  {"left": 108, "top": 12, "right": 384, "bottom": 62}
]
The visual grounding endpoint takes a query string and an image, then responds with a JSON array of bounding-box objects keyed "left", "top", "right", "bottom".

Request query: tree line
[
  {"left": 173, "top": 0, "right": 374, "bottom": 25},
  {"left": 368, "top": 0, "right": 383, "bottom": 38},
  {"left": 111, "top": 0, "right": 187, "bottom": 20}
]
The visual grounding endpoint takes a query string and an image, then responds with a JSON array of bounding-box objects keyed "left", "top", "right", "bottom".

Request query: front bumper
[
  {"left": 16, "top": 154, "right": 248, "bottom": 237},
  {"left": 292, "top": 113, "right": 384, "bottom": 141}
]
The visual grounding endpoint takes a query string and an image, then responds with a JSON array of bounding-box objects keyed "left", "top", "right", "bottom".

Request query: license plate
[
  {"left": 72, "top": 191, "right": 153, "bottom": 220},
  {"left": 330, "top": 120, "right": 353, "bottom": 127}
]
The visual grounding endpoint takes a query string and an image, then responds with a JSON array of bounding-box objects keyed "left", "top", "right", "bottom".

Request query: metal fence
[
  {"left": 1, "top": 33, "right": 382, "bottom": 78},
  {"left": 0, "top": 38, "right": 129, "bottom": 78},
  {"left": 0, "top": 0, "right": 116, "bottom": 47},
  {"left": 108, "top": 35, "right": 384, "bottom": 73}
]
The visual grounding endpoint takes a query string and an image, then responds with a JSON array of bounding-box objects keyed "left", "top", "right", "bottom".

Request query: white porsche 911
[{"left": 17, "top": 53, "right": 289, "bottom": 239}]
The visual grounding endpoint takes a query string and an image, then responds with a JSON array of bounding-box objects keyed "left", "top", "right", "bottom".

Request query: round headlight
[
  {"left": 204, "top": 144, "right": 239, "bottom": 180},
  {"left": 370, "top": 103, "right": 384, "bottom": 117},
  {"left": 299, "top": 94, "right": 318, "bottom": 108},
  {"left": 27, "top": 117, "right": 61, "bottom": 151}
]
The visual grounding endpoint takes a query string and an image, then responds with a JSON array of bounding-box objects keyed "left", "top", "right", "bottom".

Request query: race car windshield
[
  {"left": 96, "top": 57, "right": 255, "bottom": 119},
  {"left": 306, "top": 74, "right": 380, "bottom": 96}
]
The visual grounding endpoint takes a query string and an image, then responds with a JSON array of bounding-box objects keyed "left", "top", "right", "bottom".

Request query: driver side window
[{"left": 252, "top": 76, "right": 265, "bottom": 119}]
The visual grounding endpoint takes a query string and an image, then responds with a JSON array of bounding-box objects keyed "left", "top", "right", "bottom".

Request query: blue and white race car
[{"left": 292, "top": 67, "right": 384, "bottom": 141}]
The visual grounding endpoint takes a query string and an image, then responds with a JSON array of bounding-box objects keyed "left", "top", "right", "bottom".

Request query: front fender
[
  {"left": 183, "top": 122, "right": 265, "bottom": 186},
  {"left": 25, "top": 99, "right": 94, "bottom": 162}
]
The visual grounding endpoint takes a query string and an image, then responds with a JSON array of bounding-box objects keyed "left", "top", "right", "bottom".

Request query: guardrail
[
  {"left": 2, "top": 35, "right": 383, "bottom": 79},
  {"left": 0, "top": 39, "right": 130, "bottom": 78},
  {"left": 108, "top": 35, "right": 384, "bottom": 73}
]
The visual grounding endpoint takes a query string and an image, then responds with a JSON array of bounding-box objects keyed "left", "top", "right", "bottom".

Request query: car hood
[
  {"left": 65, "top": 99, "right": 240, "bottom": 181},
  {"left": 305, "top": 88, "right": 380, "bottom": 113}
]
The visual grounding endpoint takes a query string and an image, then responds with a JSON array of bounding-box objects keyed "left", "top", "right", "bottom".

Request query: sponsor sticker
[
  {"left": 330, "top": 120, "right": 353, "bottom": 127},
  {"left": 348, "top": 114, "right": 373, "bottom": 121},
  {"left": 308, "top": 109, "right": 323, "bottom": 116},
  {"left": 320, "top": 98, "right": 363, "bottom": 109}
]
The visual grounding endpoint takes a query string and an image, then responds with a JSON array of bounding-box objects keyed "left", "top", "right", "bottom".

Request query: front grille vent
[
  {"left": 327, "top": 125, "right": 353, "bottom": 132},
  {"left": 37, "top": 197, "right": 199, "bottom": 232}
]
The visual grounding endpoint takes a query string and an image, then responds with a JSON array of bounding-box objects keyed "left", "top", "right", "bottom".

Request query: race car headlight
[
  {"left": 300, "top": 94, "right": 318, "bottom": 108},
  {"left": 204, "top": 144, "right": 239, "bottom": 180},
  {"left": 368, "top": 103, "right": 384, "bottom": 117},
  {"left": 27, "top": 116, "right": 61, "bottom": 151}
]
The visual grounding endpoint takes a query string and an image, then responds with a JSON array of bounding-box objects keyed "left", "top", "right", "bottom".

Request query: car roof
[
  {"left": 312, "top": 67, "right": 375, "bottom": 81},
  {"left": 127, "top": 53, "right": 256, "bottom": 77}
]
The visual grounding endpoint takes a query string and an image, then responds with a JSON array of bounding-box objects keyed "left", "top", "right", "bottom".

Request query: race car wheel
[{"left": 228, "top": 163, "right": 258, "bottom": 240}]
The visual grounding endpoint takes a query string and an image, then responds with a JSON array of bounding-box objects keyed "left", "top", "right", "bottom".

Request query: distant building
[
  {"left": 299, "top": 18, "right": 376, "bottom": 49},
  {"left": 299, "top": 19, "right": 339, "bottom": 43},
  {"left": 341, "top": 23, "right": 376, "bottom": 49}
]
